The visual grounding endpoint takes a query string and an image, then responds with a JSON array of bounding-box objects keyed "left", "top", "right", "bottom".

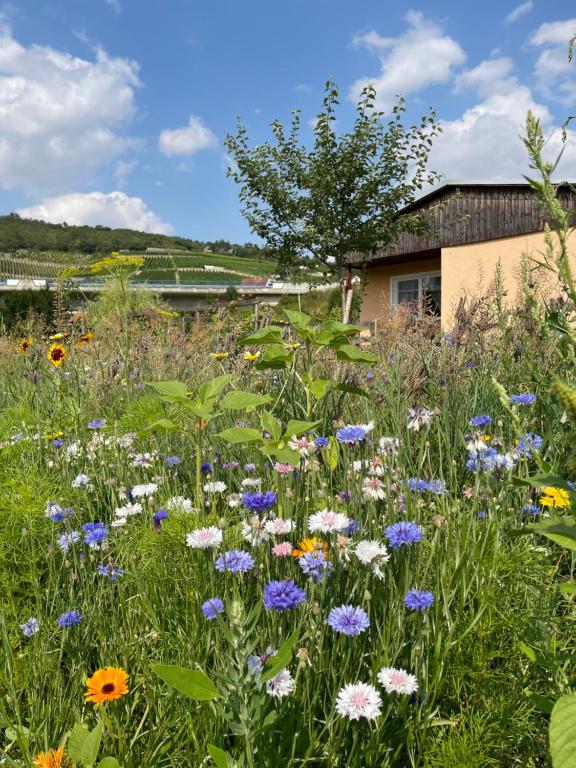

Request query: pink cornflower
[{"left": 272, "top": 541, "right": 293, "bottom": 557}]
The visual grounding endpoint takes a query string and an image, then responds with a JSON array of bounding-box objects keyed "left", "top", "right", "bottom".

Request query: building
[{"left": 349, "top": 182, "right": 576, "bottom": 328}]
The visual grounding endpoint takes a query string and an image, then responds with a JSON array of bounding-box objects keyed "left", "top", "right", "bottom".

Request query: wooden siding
[{"left": 349, "top": 184, "right": 576, "bottom": 266}]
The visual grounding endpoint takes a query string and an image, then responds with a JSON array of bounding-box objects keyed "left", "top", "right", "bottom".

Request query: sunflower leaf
[{"left": 151, "top": 664, "right": 221, "bottom": 700}]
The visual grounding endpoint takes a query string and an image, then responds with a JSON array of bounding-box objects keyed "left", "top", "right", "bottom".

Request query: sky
[{"left": 0, "top": 0, "right": 575, "bottom": 242}]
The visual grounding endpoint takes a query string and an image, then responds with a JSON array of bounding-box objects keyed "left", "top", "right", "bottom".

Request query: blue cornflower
[
  {"left": 366, "top": 371, "right": 375, "bottom": 382},
  {"left": 52, "top": 439, "right": 64, "bottom": 447},
  {"left": 298, "top": 551, "right": 332, "bottom": 582},
  {"left": 201, "top": 597, "right": 224, "bottom": 620},
  {"left": 57, "top": 530, "right": 81, "bottom": 552},
  {"left": 327, "top": 605, "right": 370, "bottom": 636},
  {"left": 153, "top": 509, "right": 168, "bottom": 529},
  {"left": 406, "top": 478, "right": 446, "bottom": 494},
  {"left": 466, "top": 446, "right": 498, "bottom": 472},
  {"left": 242, "top": 491, "right": 277, "bottom": 512},
  {"left": 165, "top": 455, "right": 182, "bottom": 467},
  {"left": 82, "top": 521, "right": 109, "bottom": 548},
  {"left": 336, "top": 425, "right": 367, "bottom": 444},
  {"left": 344, "top": 519, "right": 360, "bottom": 536},
  {"left": 87, "top": 419, "right": 107, "bottom": 429},
  {"left": 469, "top": 415, "right": 492, "bottom": 428},
  {"left": 516, "top": 433, "right": 543, "bottom": 458},
  {"left": 20, "top": 618, "right": 39, "bottom": 637},
  {"left": 477, "top": 510, "right": 486, "bottom": 520},
  {"left": 384, "top": 521, "right": 422, "bottom": 549},
  {"left": 522, "top": 503, "right": 540, "bottom": 516},
  {"left": 247, "top": 646, "right": 276, "bottom": 676},
  {"left": 314, "top": 436, "right": 329, "bottom": 449},
  {"left": 404, "top": 590, "right": 434, "bottom": 612},
  {"left": 46, "top": 501, "right": 64, "bottom": 521},
  {"left": 97, "top": 563, "right": 125, "bottom": 581},
  {"left": 215, "top": 550, "right": 255, "bottom": 574},
  {"left": 509, "top": 393, "right": 536, "bottom": 406},
  {"left": 200, "top": 461, "right": 213, "bottom": 474},
  {"left": 58, "top": 610, "right": 83, "bottom": 628},
  {"left": 263, "top": 580, "right": 306, "bottom": 612}
]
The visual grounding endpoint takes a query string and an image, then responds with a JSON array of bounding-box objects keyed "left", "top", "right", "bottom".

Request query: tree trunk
[{"left": 341, "top": 265, "right": 353, "bottom": 324}]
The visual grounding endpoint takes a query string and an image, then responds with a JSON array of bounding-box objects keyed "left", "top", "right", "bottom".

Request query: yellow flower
[
  {"left": 540, "top": 486, "right": 570, "bottom": 509},
  {"left": 19, "top": 336, "right": 33, "bottom": 355},
  {"left": 85, "top": 666, "right": 129, "bottom": 706},
  {"left": 210, "top": 352, "right": 229, "bottom": 361},
  {"left": 156, "top": 309, "right": 179, "bottom": 318},
  {"left": 33, "top": 747, "right": 66, "bottom": 768},
  {"left": 243, "top": 351, "right": 261, "bottom": 362},
  {"left": 49, "top": 332, "right": 65, "bottom": 341},
  {"left": 47, "top": 344, "right": 67, "bottom": 367},
  {"left": 292, "top": 537, "right": 328, "bottom": 559},
  {"left": 43, "top": 431, "right": 63, "bottom": 440},
  {"left": 75, "top": 331, "right": 94, "bottom": 348}
]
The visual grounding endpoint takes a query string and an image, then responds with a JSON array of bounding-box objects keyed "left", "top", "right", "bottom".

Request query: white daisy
[
  {"left": 308, "top": 509, "right": 350, "bottom": 534},
  {"left": 377, "top": 667, "right": 418, "bottom": 695},
  {"left": 266, "top": 669, "right": 295, "bottom": 698},
  {"left": 335, "top": 683, "right": 382, "bottom": 720},
  {"left": 186, "top": 526, "right": 223, "bottom": 549}
]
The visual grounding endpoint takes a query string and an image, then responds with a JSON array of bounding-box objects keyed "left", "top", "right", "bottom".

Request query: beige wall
[{"left": 360, "top": 256, "right": 441, "bottom": 323}]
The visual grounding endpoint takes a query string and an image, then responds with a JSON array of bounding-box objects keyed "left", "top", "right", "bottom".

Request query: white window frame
[{"left": 390, "top": 271, "right": 441, "bottom": 313}]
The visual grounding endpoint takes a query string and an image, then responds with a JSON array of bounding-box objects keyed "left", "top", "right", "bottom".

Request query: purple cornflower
[
  {"left": 509, "top": 393, "right": 536, "bottom": 406},
  {"left": 28, "top": 371, "right": 41, "bottom": 384},
  {"left": 327, "top": 605, "right": 370, "bottom": 636},
  {"left": 97, "top": 563, "right": 125, "bottom": 581},
  {"left": 215, "top": 550, "right": 255, "bottom": 574},
  {"left": 404, "top": 590, "right": 434, "bottom": 611},
  {"left": 298, "top": 551, "right": 332, "bottom": 582},
  {"left": 338, "top": 491, "right": 352, "bottom": 502},
  {"left": 366, "top": 371, "right": 375, "bottom": 382},
  {"left": 244, "top": 463, "right": 256, "bottom": 472},
  {"left": 20, "top": 618, "right": 39, "bottom": 637},
  {"left": 242, "top": 491, "right": 277, "bottom": 513},
  {"left": 165, "top": 455, "right": 182, "bottom": 467},
  {"left": 469, "top": 415, "right": 492, "bottom": 428},
  {"left": 153, "top": 508, "right": 168, "bottom": 530},
  {"left": 201, "top": 597, "right": 224, "bottom": 620},
  {"left": 87, "top": 419, "right": 107, "bottom": 429},
  {"left": 58, "top": 610, "right": 83, "bottom": 628},
  {"left": 263, "top": 580, "right": 306, "bottom": 612},
  {"left": 384, "top": 521, "right": 422, "bottom": 549},
  {"left": 82, "top": 521, "right": 109, "bottom": 548},
  {"left": 57, "top": 531, "right": 81, "bottom": 552},
  {"left": 516, "top": 433, "right": 543, "bottom": 458},
  {"left": 336, "top": 425, "right": 367, "bottom": 444},
  {"left": 314, "top": 436, "right": 329, "bottom": 449},
  {"left": 223, "top": 461, "right": 240, "bottom": 470}
]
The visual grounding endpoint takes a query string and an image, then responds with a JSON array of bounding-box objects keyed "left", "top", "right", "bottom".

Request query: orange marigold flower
[
  {"left": 85, "top": 666, "right": 129, "bottom": 706},
  {"left": 33, "top": 747, "right": 66, "bottom": 768},
  {"left": 47, "top": 344, "right": 67, "bottom": 367},
  {"left": 19, "top": 336, "right": 33, "bottom": 355},
  {"left": 292, "top": 537, "right": 328, "bottom": 559}
]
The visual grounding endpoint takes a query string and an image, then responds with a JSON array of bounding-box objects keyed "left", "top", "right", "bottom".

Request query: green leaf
[
  {"left": 68, "top": 723, "right": 90, "bottom": 762},
  {"left": 98, "top": 759, "right": 121, "bottom": 768},
  {"left": 559, "top": 582, "right": 576, "bottom": 595},
  {"left": 334, "top": 383, "right": 368, "bottom": 397},
  {"left": 519, "top": 642, "right": 537, "bottom": 662},
  {"left": 335, "top": 344, "right": 377, "bottom": 364},
  {"left": 255, "top": 344, "right": 293, "bottom": 369},
  {"left": 512, "top": 474, "right": 571, "bottom": 490},
  {"left": 284, "top": 309, "right": 312, "bottom": 329},
  {"left": 533, "top": 518, "right": 576, "bottom": 551},
  {"left": 151, "top": 664, "right": 221, "bottom": 700},
  {"left": 261, "top": 629, "right": 300, "bottom": 683},
  {"left": 309, "top": 378, "right": 332, "bottom": 400},
  {"left": 550, "top": 693, "right": 576, "bottom": 767},
  {"left": 141, "top": 418, "right": 179, "bottom": 433},
  {"left": 267, "top": 447, "right": 300, "bottom": 466},
  {"left": 524, "top": 689, "right": 554, "bottom": 715},
  {"left": 221, "top": 391, "right": 272, "bottom": 410},
  {"left": 260, "top": 410, "right": 281, "bottom": 442},
  {"left": 216, "top": 427, "right": 263, "bottom": 444},
  {"left": 283, "top": 419, "right": 322, "bottom": 437},
  {"left": 208, "top": 744, "right": 234, "bottom": 768},
  {"left": 80, "top": 722, "right": 103, "bottom": 768},
  {"left": 238, "top": 326, "right": 283, "bottom": 345},
  {"left": 145, "top": 380, "right": 189, "bottom": 401},
  {"left": 198, "top": 374, "right": 233, "bottom": 403},
  {"left": 326, "top": 436, "right": 339, "bottom": 471}
]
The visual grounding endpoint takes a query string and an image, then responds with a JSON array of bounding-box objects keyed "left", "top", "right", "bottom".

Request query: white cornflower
[
  {"left": 118, "top": 432, "right": 137, "bottom": 448},
  {"left": 186, "top": 527, "right": 223, "bottom": 549},
  {"left": 72, "top": 473, "right": 91, "bottom": 488},
  {"left": 335, "top": 683, "right": 382, "bottom": 720},
  {"left": 264, "top": 518, "right": 295, "bottom": 535},
  {"left": 66, "top": 442, "right": 80, "bottom": 458},
  {"left": 355, "top": 540, "right": 390, "bottom": 566},
  {"left": 308, "top": 509, "right": 350, "bottom": 534},
  {"left": 241, "top": 516, "right": 270, "bottom": 546},
  {"left": 241, "top": 477, "right": 262, "bottom": 488},
  {"left": 115, "top": 502, "right": 142, "bottom": 518},
  {"left": 132, "top": 452, "right": 155, "bottom": 468},
  {"left": 407, "top": 407, "right": 433, "bottom": 432},
  {"left": 377, "top": 667, "right": 418, "bottom": 695},
  {"left": 227, "top": 493, "right": 243, "bottom": 509},
  {"left": 266, "top": 669, "right": 295, "bottom": 698},
  {"left": 165, "top": 496, "right": 195, "bottom": 513},
  {"left": 362, "top": 476, "right": 386, "bottom": 501},
  {"left": 45, "top": 501, "right": 63, "bottom": 519},
  {"left": 378, "top": 437, "right": 399, "bottom": 455},
  {"left": 352, "top": 459, "right": 371, "bottom": 474},
  {"left": 131, "top": 483, "right": 158, "bottom": 498},
  {"left": 288, "top": 435, "right": 314, "bottom": 457},
  {"left": 359, "top": 421, "right": 375, "bottom": 433},
  {"left": 203, "top": 481, "right": 227, "bottom": 494},
  {"left": 111, "top": 517, "right": 127, "bottom": 528},
  {"left": 368, "top": 456, "right": 386, "bottom": 476}
]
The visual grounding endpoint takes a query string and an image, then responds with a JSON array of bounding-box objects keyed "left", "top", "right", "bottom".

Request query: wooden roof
[{"left": 348, "top": 182, "right": 576, "bottom": 267}]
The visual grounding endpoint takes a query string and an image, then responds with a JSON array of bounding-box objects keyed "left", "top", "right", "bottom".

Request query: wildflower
[
  {"left": 244, "top": 351, "right": 261, "bottom": 362},
  {"left": 45, "top": 501, "right": 65, "bottom": 521},
  {"left": 265, "top": 518, "right": 294, "bottom": 535},
  {"left": 377, "top": 667, "right": 418, "bottom": 695},
  {"left": 87, "top": 419, "right": 107, "bottom": 429},
  {"left": 153, "top": 508, "right": 168, "bottom": 529},
  {"left": 469, "top": 415, "right": 492, "bottom": 428},
  {"left": 131, "top": 482, "right": 157, "bottom": 498},
  {"left": 72, "top": 473, "right": 90, "bottom": 488},
  {"left": 266, "top": 669, "right": 295, "bottom": 698},
  {"left": 241, "top": 516, "right": 270, "bottom": 545},
  {"left": 186, "top": 527, "right": 223, "bottom": 549},
  {"left": 57, "top": 610, "right": 82, "bottom": 628},
  {"left": 82, "top": 521, "right": 109, "bottom": 548},
  {"left": 522, "top": 503, "right": 540, "bottom": 516},
  {"left": 202, "top": 597, "right": 224, "bottom": 620},
  {"left": 362, "top": 475, "right": 386, "bottom": 501},
  {"left": 407, "top": 407, "right": 433, "bottom": 431},
  {"left": 336, "top": 425, "right": 367, "bottom": 444},
  {"left": 335, "top": 683, "right": 382, "bottom": 721},
  {"left": 115, "top": 502, "right": 142, "bottom": 518},
  {"left": 292, "top": 537, "right": 328, "bottom": 558},
  {"left": 404, "top": 589, "right": 434, "bottom": 611},
  {"left": 33, "top": 747, "right": 66, "bottom": 768},
  {"left": 314, "top": 436, "right": 329, "bottom": 449},
  {"left": 248, "top": 646, "right": 276, "bottom": 676},
  {"left": 85, "top": 666, "right": 129, "bottom": 705},
  {"left": 355, "top": 540, "right": 390, "bottom": 566},
  {"left": 76, "top": 331, "right": 94, "bottom": 347},
  {"left": 288, "top": 435, "right": 314, "bottom": 456},
  {"left": 272, "top": 541, "right": 293, "bottom": 557},
  {"left": 509, "top": 393, "right": 536, "bottom": 406},
  {"left": 299, "top": 550, "right": 332, "bottom": 581},
  {"left": 21, "top": 618, "right": 40, "bottom": 637},
  {"left": 516, "top": 433, "right": 543, "bottom": 458},
  {"left": 203, "top": 481, "right": 227, "bottom": 494},
  {"left": 209, "top": 352, "right": 229, "bottom": 360},
  {"left": 97, "top": 563, "right": 125, "bottom": 581},
  {"left": 244, "top": 462, "right": 256, "bottom": 472},
  {"left": 379, "top": 436, "right": 399, "bottom": 455},
  {"left": 274, "top": 462, "right": 295, "bottom": 474},
  {"left": 201, "top": 461, "right": 213, "bottom": 474},
  {"left": 263, "top": 579, "right": 306, "bottom": 612},
  {"left": 57, "top": 531, "right": 81, "bottom": 552},
  {"left": 407, "top": 478, "right": 446, "bottom": 494},
  {"left": 165, "top": 455, "right": 182, "bottom": 467},
  {"left": 384, "top": 521, "right": 422, "bottom": 549},
  {"left": 19, "top": 336, "right": 32, "bottom": 355},
  {"left": 242, "top": 490, "right": 277, "bottom": 512},
  {"left": 166, "top": 496, "right": 194, "bottom": 513},
  {"left": 540, "top": 486, "right": 570, "bottom": 509},
  {"left": 327, "top": 605, "right": 370, "bottom": 636},
  {"left": 222, "top": 461, "right": 240, "bottom": 470},
  {"left": 49, "top": 332, "right": 65, "bottom": 341},
  {"left": 132, "top": 452, "right": 154, "bottom": 468},
  {"left": 47, "top": 343, "right": 67, "bottom": 367},
  {"left": 308, "top": 509, "right": 350, "bottom": 533},
  {"left": 215, "top": 550, "right": 255, "bottom": 574}
]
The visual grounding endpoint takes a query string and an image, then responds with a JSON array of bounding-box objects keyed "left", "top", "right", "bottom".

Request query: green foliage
[{"left": 550, "top": 694, "right": 576, "bottom": 768}]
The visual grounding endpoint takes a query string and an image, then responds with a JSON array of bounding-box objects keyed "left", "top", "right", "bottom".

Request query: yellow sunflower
[
  {"left": 75, "top": 331, "right": 94, "bottom": 348},
  {"left": 243, "top": 351, "right": 260, "bottom": 362},
  {"left": 19, "top": 336, "right": 33, "bottom": 355},
  {"left": 85, "top": 666, "right": 129, "bottom": 705},
  {"left": 47, "top": 344, "right": 67, "bottom": 367},
  {"left": 33, "top": 747, "right": 66, "bottom": 768},
  {"left": 49, "top": 332, "right": 66, "bottom": 341},
  {"left": 209, "top": 352, "right": 229, "bottom": 361},
  {"left": 540, "top": 486, "right": 571, "bottom": 509},
  {"left": 292, "top": 537, "right": 328, "bottom": 559}
]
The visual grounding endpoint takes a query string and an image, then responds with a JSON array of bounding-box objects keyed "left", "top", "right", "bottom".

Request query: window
[{"left": 391, "top": 272, "right": 441, "bottom": 317}]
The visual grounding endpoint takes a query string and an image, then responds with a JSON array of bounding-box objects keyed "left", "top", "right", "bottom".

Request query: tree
[{"left": 225, "top": 80, "right": 442, "bottom": 322}]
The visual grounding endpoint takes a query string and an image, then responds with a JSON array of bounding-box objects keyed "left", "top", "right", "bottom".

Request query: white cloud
[
  {"left": 158, "top": 115, "right": 218, "bottom": 157},
  {"left": 17, "top": 191, "right": 172, "bottom": 234},
  {"left": 504, "top": 2, "right": 533, "bottom": 25},
  {"left": 530, "top": 18, "right": 576, "bottom": 106},
  {"left": 349, "top": 11, "right": 466, "bottom": 110},
  {"left": 114, "top": 159, "right": 137, "bottom": 187},
  {"left": 453, "top": 58, "right": 516, "bottom": 98},
  {"left": 105, "top": 0, "right": 122, "bottom": 13},
  {"left": 0, "top": 23, "right": 141, "bottom": 194}
]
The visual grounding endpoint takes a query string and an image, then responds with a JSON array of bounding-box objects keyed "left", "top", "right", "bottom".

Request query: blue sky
[{"left": 0, "top": 0, "right": 575, "bottom": 242}]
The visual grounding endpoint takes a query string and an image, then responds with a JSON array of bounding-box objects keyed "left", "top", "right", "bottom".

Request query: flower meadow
[{"left": 1, "top": 298, "right": 576, "bottom": 768}]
